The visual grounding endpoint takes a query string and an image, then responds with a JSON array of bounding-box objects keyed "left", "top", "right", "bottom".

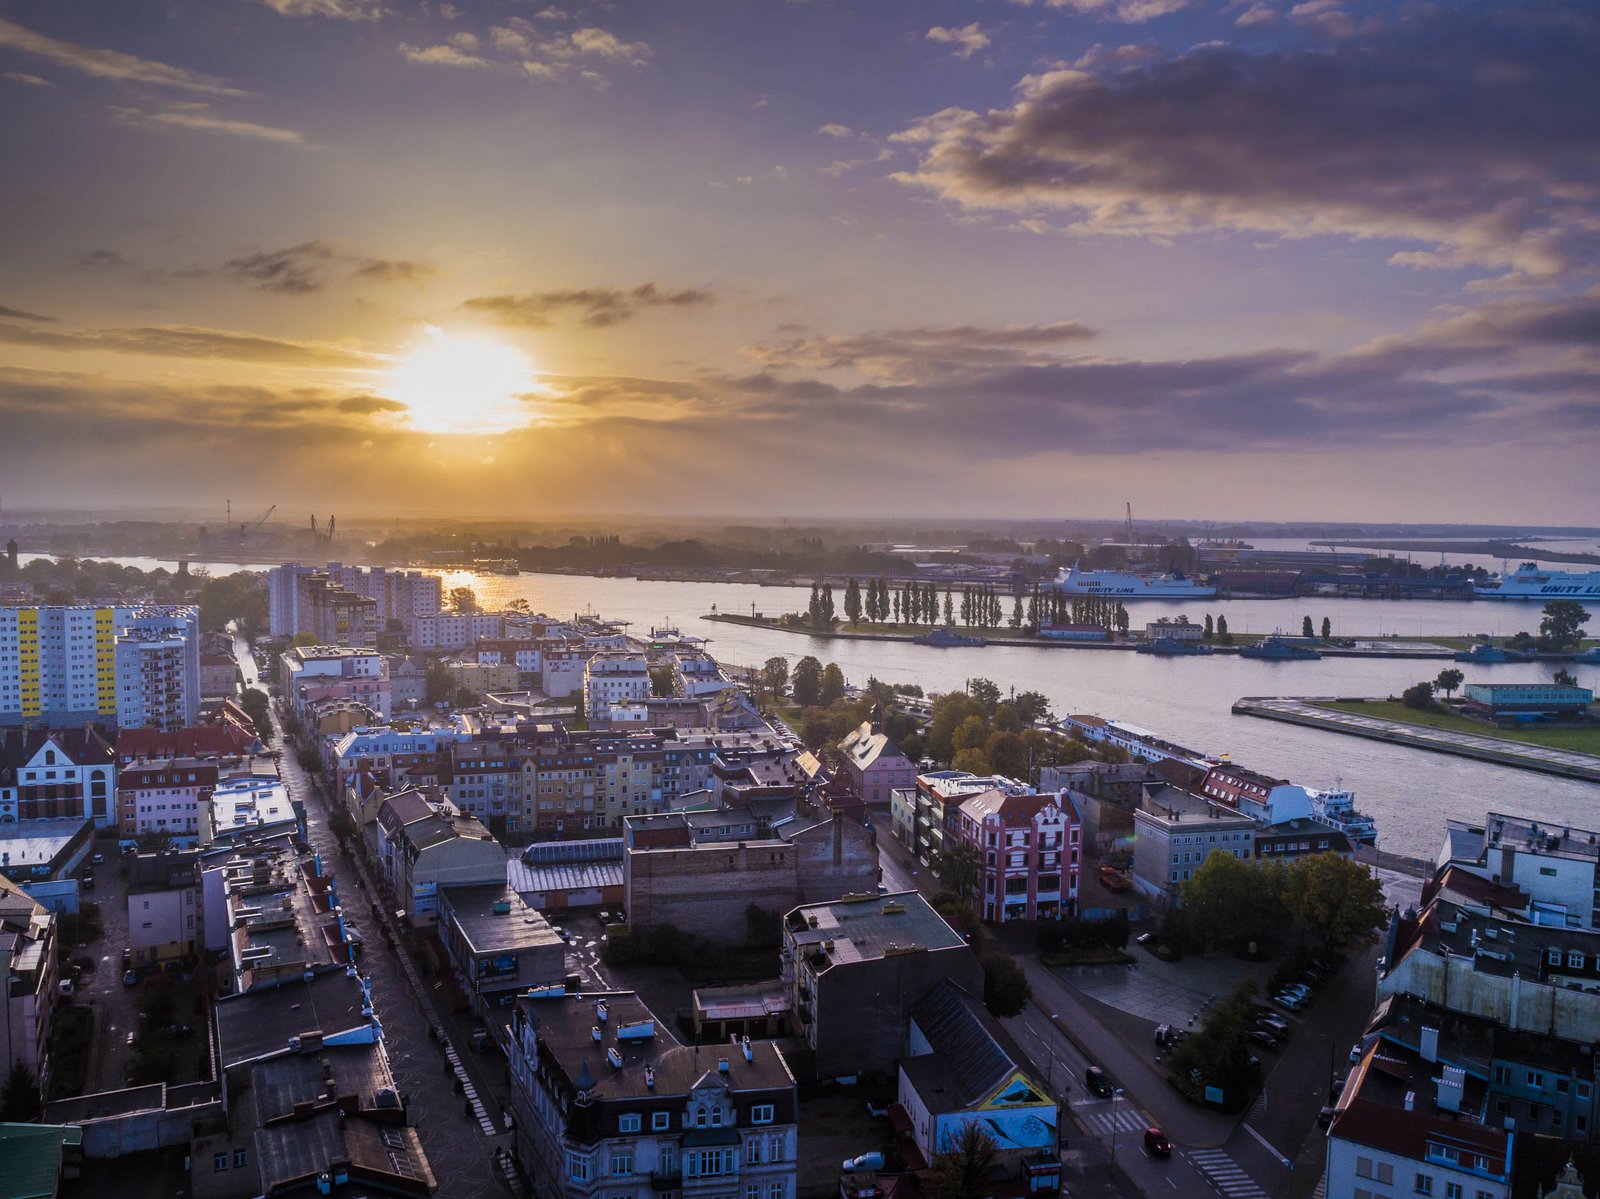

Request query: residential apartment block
[
  {"left": 1439, "top": 812, "right": 1600, "bottom": 931},
  {"left": 0, "top": 726, "right": 116, "bottom": 826},
  {"left": 1, "top": 874, "right": 58, "bottom": 1091},
  {"left": 954, "top": 788, "right": 1081, "bottom": 922},
  {"left": 0, "top": 604, "right": 199, "bottom": 730},
  {"left": 371, "top": 790, "right": 503, "bottom": 927},
  {"left": 507, "top": 990, "right": 798, "bottom": 1199}
]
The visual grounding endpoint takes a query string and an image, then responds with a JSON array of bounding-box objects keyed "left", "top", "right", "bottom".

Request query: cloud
[
  {"left": 461, "top": 283, "right": 717, "bottom": 328},
  {"left": 0, "top": 322, "right": 381, "bottom": 368},
  {"left": 818, "top": 123, "right": 855, "bottom": 139},
  {"left": 891, "top": 4, "right": 1600, "bottom": 278},
  {"left": 3, "top": 70, "right": 53, "bottom": 87},
  {"left": 398, "top": 41, "right": 490, "bottom": 68},
  {"left": 256, "top": 0, "right": 383, "bottom": 17},
  {"left": 78, "top": 249, "right": 129, "bottom": 270},
  {"left": 0, "top": 16, "right": 242, "bottom": 96},
  {"left": 926, "top": 23, "right": 991, "bottom": 60},
  {"left": 746, "top": 321, "right": 1099, "bottom": 382},
  {"left": 109, "top": 105, "right": 305, "bottom": 144},
  {"left": 1009, "top": 0, "right": 1188, "bottom": 21},
  {"left": 483, "top": 18, "right": 652, "bottom": 81},
  {"left": 220, "top": 241, "right": 433, "bottom": 293},
  {"left": 0, "top": 303, "right": 54, "bottom": 324}
]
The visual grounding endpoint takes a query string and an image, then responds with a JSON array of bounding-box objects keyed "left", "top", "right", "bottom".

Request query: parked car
[
  {"left": 164, "top": 1024, "right": 195, "bottom": 1039},
  {"left": 1349, "top": 1043, "right": 1364, "bottom": 1064},
  {"left": 58, "top": 979, "right": 75, "bottom": 998},
  {"left": 1143, "top": 1128, "right": 1173, "bottom": 1159},
  {"left": 91, "top": 851, "right": 105, "bottom": 865},
  {"left": 81, "top": 871, "right": 95, "bottom": 892},
  {"left": 1247, "top": 1030, "right": 1278, "bottom": 1050},
  {"left": 1278, "top": 983, "right": 1312, "bottom": 999},
  {"left": 123, "top": 968, "right": 140, "bottom": 987},
  {"left": 1136, "top": 931, "right": 1155, "bottom": 945},
  {"left": 121, "top": 948, "right": 132, "bottom": 969},
  {"left": 1318, "top": 1106, "right": 1337, "bottom": 1128},
  {"left": 1273, "top": 993, "right": 1306, "bottom": 1012},
  {"left": 1085, "top": 1067, "right": 1114, "bottom": 1098},
  {"left": 1255, "top": 1013, "right": 1290, "bottom": 1034}
]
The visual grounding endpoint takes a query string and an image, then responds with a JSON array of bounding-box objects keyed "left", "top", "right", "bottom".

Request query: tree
[
  {"left": 991, "top": 703, "right": 1023, "bottom": 734},
  {"left": 425, "top": 661, "right": 455, "bottom": 705},
  {"left": 135, "top": 829, "right": 175, "bottom": 854},
  {"left": 819, "top": 662, "right": 847, "bottom": 706},
  {"left": 1, "top": 1062, "right": 41, "bottom": 1122},
  {"left": 1181, "top": 850, "right": 1279, "bottom": 951},
  {"left": 1115, "top": 602, "right": 1129, "bottom": 635},
  {"left": 1434, "top": 668, "right": 1464, "bottom": 698},
  {"left": 930, "top": 1122, "right": 1000, "bottom": 1199},
  {"left": 951, "top": 747, "right": 990, "bottom": 775},
  {"left": 1538, "top": 600, "right": 1590, "bottom": 651},
  {"left": 296, "top": 747, "right": 323, "bottom": 774},
  {"left": 1215, "top": 614, "right": 1231, "bottom": 644},
  {"left": 760, "top": 656, "right": 789, "bottom": 698},
  {"left": 293, "top": 631, "right": 320, "bottom": 647},
  {"left": 505, "top": 597, "right": 532, "bottom": 614},
  {"left": 1321, "top": 616, "right": 1332, "bottom": 640},
  {"left": 967, "top": 678, "right": 1001, "bottom": 715},
  {"left": 791, "top": 656, "right": 823, "bottom": 707},
  {"left": 1011, "top": 690, "right": 1052, "bottom": 724},
  {"left": 932, "top": 841, "right": 982, "bottom": 906},
  {"left": 926, "top": 693, "right": 986, "bottom": 762},
  {"left": 1285, "top": 853, "right": 1388, "bottom": 951},
  {"left": 984, "top": 730, "right": 1028, "bottom": 778},
  {"left": 1554, "top": 667, "right": 1578, "bottom": 687},
  {"left": 650, "top": 665, "right": 675, "bottom": 697},
  {"left": 1302, "top": 615, "right": 1315, "bottom": 638},
  {"left": 1402, "top": 680, "right": 1435, "bottom": 710},
  {"left": 448, "top": 585, "right": 479, "bottom": 614},
  {"left": 981, "top": 953, "right": 1031, "bottom": 1017},
  {"left": 953, "top": 715, "right": 990, "bottom": 754},
  {"left": 1203, "top": 613, "right": 1214, "bottom": 640},
  {"left": 844, "top": 578, "right": 863, "bottom": 625}
]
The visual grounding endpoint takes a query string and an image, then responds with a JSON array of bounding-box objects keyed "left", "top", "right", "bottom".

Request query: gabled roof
[
  {"left": 0, "top": 727, "right": 114, "bottom": 777},
  {"left": 906, "top": 978, "right": 1021, "bottom": 1110},
  {"left": 116, "top": 723, "right": 253, "bottom": 763},
  {"left": 958, "top": 788, "right": 1067, "bottom": 827}
]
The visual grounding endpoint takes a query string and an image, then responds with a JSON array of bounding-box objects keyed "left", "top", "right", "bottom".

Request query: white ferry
[
  {"left": 1304, "top": 784, "right": 1378, "bottom": 846},
  {"left": 1473, "top": 562, "right": 1600, "bottom": 600},
  {"left": 1051, "top": 562, "right": 1216, "bottom": 599}
]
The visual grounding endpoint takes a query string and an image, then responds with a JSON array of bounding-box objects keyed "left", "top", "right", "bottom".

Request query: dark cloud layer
[
  {"left": 0, "top": 321, "right": 380, "bottom": 367},
  {"left": 0, "top": 302, "right": 53, "bottom": 323},
  {"left": 462, "top": 283, "right": 717, "bottom": 327},
  {"left": 222, "top": 240, "right": 435, "bottom": 293},
  {"left": 747, "top": 321, "right": 1097, "bottom": 382},
  {"left": 892, "top": 4, "right": 1600, "bottom": 277}
]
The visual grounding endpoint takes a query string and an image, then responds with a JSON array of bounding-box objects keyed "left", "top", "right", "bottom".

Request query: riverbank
[
  {"left": 1233, "top": 696, "right": 1600, "bottom": 783},
  {"left": 702, "top": 613, "right": 1520, "bottom": 660}
]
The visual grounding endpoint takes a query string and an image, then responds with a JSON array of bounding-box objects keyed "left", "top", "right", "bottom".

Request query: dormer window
[{"left": 1569, "top": 951, "right": 1586, "bottom": 970}]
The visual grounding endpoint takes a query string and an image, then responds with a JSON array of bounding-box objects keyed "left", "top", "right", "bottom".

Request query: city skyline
[{"left": 1, "top": 0, "right": 1597, "bottom": 522}]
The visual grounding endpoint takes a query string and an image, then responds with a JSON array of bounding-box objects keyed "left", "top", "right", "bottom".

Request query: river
[{"left": 24, "top": 554, "right": 1600, "bottom": 859}]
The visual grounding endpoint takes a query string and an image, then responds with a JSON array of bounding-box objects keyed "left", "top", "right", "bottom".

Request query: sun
[{"left": 382, "top": 327, "right": 537, "bottom": 435}]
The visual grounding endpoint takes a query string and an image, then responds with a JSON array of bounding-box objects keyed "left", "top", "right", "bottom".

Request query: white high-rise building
[
  {"left": 0, "top": 605, "right": 200, "bottom": 730},
  {"left": 268, "top": 562, "right": 442, "bottom": 638}
]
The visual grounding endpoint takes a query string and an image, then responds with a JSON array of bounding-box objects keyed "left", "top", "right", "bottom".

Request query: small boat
[
  {"left": 1240, "top": 635, "right": 1322, "bottom": 661},
  {"left": 1454, "top": 643, "right": 1529, "bottom": 663},
  {"left": 1571, "top": 646, "right": 1600, "bottom": 664},
  {"left": 911, "top": 627, "right": 988, "bottom": 648},
  {"left": 1136, "top": 637, "right": 1214, "bottom": 656}
]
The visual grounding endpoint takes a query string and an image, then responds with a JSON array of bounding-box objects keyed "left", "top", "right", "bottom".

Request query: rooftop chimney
[{"left": 1420, "top": 1026, "right": 1439, "bottom": 1064}]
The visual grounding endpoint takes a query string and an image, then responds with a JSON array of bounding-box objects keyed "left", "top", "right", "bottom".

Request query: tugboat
[
  {"left": 911, "top": 627, "right": 988, "bottom": 648},
  {"left": 1135, "top": 637, "right": 1214, "bottom": 656},
  {"left": 1240, "top": 634, "right": 1323, "bottom": 661},
  {"left": 1454, "top": 643, "right": 1529, "bottom": 664}
]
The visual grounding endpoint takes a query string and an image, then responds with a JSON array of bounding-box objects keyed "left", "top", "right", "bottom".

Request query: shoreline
[
  {"left": 701, "top": 613, "right": 1594, "bottom": 660},
  {"left": 1233, "top": 696, "right": 1600, "bottom": 783}
]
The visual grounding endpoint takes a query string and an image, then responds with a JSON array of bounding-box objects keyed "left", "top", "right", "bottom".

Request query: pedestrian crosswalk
[
  {"left": 1073, "top": 1105, "right": 1146, "bottom": 1136},
  {"left": 1188, "top": 1148, "right": 1271, "bottom": 1199}
]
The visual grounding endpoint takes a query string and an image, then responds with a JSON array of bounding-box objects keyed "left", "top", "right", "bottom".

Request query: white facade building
[
  {"left": 408, "top": 612, "right": 505, "bottom": 651},
  {"left": 584, "top": 653, "right": 651, "bottom": 717}
]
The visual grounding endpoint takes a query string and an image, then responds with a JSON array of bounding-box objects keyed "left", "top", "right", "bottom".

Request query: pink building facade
[
  {"left": 838, "top": 721, "right": 917, "bottom": 806},
  {"left": 956, "top": 789, "right": 1081, "bottom": 923}
]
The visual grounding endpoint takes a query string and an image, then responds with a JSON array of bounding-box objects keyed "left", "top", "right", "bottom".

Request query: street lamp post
[{"left": 1110, "top": 1087, "right": 1125, "bottom": 1172}]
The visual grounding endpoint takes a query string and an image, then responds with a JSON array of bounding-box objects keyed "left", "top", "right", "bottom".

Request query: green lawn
[{"left": 1315, "top": 699, "right": 1600, "bottom": 754}]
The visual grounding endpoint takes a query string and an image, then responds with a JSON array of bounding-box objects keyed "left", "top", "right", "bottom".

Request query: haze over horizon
[{"left": 2, "top": 0, "right": 1597, "bottom": 524}]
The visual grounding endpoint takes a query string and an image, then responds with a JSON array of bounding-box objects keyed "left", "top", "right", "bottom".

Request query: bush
[{"left": 1401, "top": 681, "right": 1436, "bottom": 710}]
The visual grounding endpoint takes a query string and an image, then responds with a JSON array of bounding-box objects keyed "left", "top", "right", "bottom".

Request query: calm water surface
[{"left": 28, "top": 554, "right": 1597, "bottom": 858}]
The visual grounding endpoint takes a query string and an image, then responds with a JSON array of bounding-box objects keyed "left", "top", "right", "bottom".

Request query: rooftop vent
[
  {"left": 717, "top": 1057, "right": 729, "bottom": 1073},
  {"left": 644, "top": 1066, "right": 655, "bottom": 1088},
  {"left": 606, "top": 1047, "right": 623, "bottom": 1069}
]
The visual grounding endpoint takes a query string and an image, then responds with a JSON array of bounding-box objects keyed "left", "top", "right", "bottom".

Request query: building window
[
  {"left": 1569, "top": 951, "right": 1585, "bottom": 969},
  {"left": 1444, "top": 1185, "right": 1461, "bottom": 1199},
  {"left": 1493, "top": 1066, "right": 1510, "bottom": 1085},
  {"left": 746, "top": 1139, "right": 763, "bottom": 1165},
  {"left": 611, "top": 1149, "right": 633, "bottom": 1176},
  {"left": 652, "top": 1111, "right": 670, "bottom": 1131},
  {"left": 567, "top": 1152, "right": 591, "bottom": 1182},
  {"left": 1548, "top": 948, "right": 1562, "bottom": 965},
  {"left": 214, "top": 1155, "right": 228, "bottom": 1172},
  {"left": 619, "top": 1114, "right": 641, "bottom": 1133},
  {"left": 233, "top": 1150, "right": 247, "bottom": 1168},
  {"left": 1528, "top": 1071, "right": 1544, "bottom": 1088},
  {"left": 1416, "top": 1175, "right": 1433, "bottom": 1196}
]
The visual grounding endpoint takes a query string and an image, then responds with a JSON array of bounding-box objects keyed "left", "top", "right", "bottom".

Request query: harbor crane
[
  {"left": 309, "top": 513, "right": 336, "bottom": 547},
  {"left": 239, "top": 503, "right": 275, "bottom": 546}
]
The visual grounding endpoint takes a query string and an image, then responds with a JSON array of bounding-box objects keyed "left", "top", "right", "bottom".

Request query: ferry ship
[
  {"left": 1304, "top": 783, "right": 1378, "bottom": 846},
  {"left": 1051, "top": 562, "right": 1216, "bottom": 599},
  {"left": 1472, "top": 562, "right": 1600, "bottom": 600},
  {"left": 472, "top": 558, "right": 521, "bottom": 575}
]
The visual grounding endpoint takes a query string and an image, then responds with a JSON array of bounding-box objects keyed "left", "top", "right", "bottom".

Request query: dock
[{"left": 1233, "top": 696, "right": 1600, "bottom": 783}]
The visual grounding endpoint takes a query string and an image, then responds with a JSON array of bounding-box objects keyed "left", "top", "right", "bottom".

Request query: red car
[{"left": 1143, "top": 1128, "right": 1172, "bottom": 1159}]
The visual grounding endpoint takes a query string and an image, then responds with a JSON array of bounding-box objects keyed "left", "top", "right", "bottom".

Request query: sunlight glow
[{"left": 382, "top": 327, "right": 537, "bottom": 435}]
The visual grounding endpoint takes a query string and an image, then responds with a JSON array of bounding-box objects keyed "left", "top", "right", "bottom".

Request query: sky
[{"left": 0, "top": 0, "right": 1597, "bottom": 525}]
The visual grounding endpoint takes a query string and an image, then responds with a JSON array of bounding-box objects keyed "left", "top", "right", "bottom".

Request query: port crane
[
  {"left": 238, "top": 504, "right": 275, "bottom": 546},
  {"left": 309, "top": 513, "right": 336, "bottom": 547}
]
